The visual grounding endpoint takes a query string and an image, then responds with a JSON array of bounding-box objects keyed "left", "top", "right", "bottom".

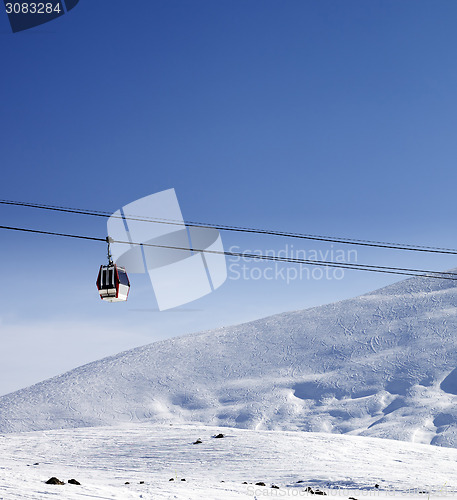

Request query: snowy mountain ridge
[{"left": 2, "top": 271, "right": 457, "bottom": 447}]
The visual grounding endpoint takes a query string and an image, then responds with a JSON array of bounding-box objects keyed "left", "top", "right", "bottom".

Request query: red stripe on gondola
[{"left": 115, "top": 265, "right": 120, "bottom": 298}]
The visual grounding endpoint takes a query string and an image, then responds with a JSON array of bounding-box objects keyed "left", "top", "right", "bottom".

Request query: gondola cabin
[{"left": 96, "top": 264, "right": 130, "bottom": 302}]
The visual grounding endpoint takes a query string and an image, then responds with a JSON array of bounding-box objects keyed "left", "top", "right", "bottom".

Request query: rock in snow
[
  {"left": 2, "top": 271, "right": 457, "bottom": 447},
  {"left": 45, "top": 477, "right": 64, "bottom": 485}
]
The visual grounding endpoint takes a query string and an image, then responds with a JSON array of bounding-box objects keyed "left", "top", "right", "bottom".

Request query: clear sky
[{"left": 1, "top": 0, "right": 457, "bottom": 395}]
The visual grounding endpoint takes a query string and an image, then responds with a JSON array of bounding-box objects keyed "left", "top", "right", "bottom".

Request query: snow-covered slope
[
  {"left": 2, "top": 272, "right": 457, "bottom": 447},
  {"left": 1, "top": 423, "right": 457, "bottom": 499}
]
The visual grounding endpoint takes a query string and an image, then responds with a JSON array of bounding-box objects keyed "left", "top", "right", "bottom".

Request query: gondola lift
[{"left": 96, "top": 237, "right": 130, "bottom": 302}]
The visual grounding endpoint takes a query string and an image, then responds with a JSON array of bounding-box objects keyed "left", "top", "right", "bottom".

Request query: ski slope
[
  {"left": 2, "top": 271, "right": 457, "bottom": 447},
  {"left": 0, "top": 423, "right": 457, "bottom": 499}
]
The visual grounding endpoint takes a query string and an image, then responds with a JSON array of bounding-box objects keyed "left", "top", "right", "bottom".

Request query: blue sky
[{"left": 1, "top": 0, "right": 457, "bottom": 394}]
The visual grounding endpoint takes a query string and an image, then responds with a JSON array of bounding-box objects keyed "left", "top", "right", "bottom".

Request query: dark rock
[
  {"left": 45, "top": 477, "right": 64, "bottom": 485},
  {"left": 349, "top": 497, "right": 358, "bottom": 500},
  {"left": 125, "top": 481, "right": 130, "bottom": 485},
  {"left": 181, "top": 478, "right": 186, "bottom": 481},
  {"left": 193, "top": 439, "right": 203, "bottom": 444},
  {"left": 375, "top": 484, "right": 379, "bottom": 489},
  {"left": 214, "top": 433, "right": 225, "bottom": 438},
  {"left": 242, "top": 481, "right": 248, "bottom": 484},
  {"left": 68, "top": 479, "right": 81, "bottom": 485},
  {"left": 271, "top": 484, "right": 279, "bottom": 489},
  {"left": 255, "top": 482, "right": 266, "bottom": 486},
  {"left": 169, "top": 478, "right": 174, "bottom": 481},
  {"left": 296, "top": 480, "right": 305, "bottom": 483},
  {"left": 314, "top": 491, "right": 326, "bottom": 496},
  {"left": 33, "top": 463, "right": 39, "bottom": 466},
  {"left": 139, "top": 481, "right": 145, "bottom": 484},
  {"left": 306, "top": 487, "right": 314, "bottom": 493}
]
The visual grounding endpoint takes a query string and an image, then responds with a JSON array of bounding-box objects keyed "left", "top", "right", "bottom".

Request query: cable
[
  {"left": 0, "top": 225, "right": 105, "bottom": 242},
  {"left": 0, "top": 224, "right": 456, "bottom": 281},
  {"left": 2, "top": 198, "right": 457, "bottom": 256},
  {"left": 135, "top": 241, "right": 457, "bottom": 280}
]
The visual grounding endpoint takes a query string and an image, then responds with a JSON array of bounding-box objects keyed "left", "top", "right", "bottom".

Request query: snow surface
[
  {"left": 2, "top": 272, "right": 457, "bottom": 447},
  {"left": 0, "top": 423, "right": 456, "bottom": 499}
]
